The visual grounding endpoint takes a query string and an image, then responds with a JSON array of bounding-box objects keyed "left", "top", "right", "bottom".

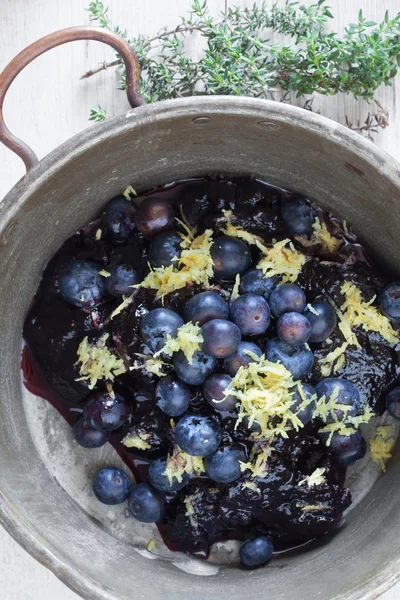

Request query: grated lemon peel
[
  {"left": 122, "top": 429, "right": 152, "bottom": 450},
  {"left": 231, "top": 274, "right": 241, "bottom": 301},
  {"left": 256, "top": 238, "right": 306, "bottom": 283},
  {"left": 163, "top": 445, "right": 205, "bottom": 485},
  {"left": 99, "top": 269, "right": 111, "bottom": 278},
  {"left": 298, "top": 218, "right": 343, "bottom": 254},
  {"left": 220, "top": 210, "right": 266, "bottom": 248},
  {"left": 146, "top": 538, "right": 156, "bottom": 552},
  {"left": 95, "top": 228, "right": 102, "bottom": 241},
  {"left": 242, "top": 480, "right": 262, "bottom": 494},
  {"left": 299, "top": 467, "right": 326, "bottom": 487},
  {"left": 240, "top": 445, "right": 273, "bottom": 478},
  {"left": 110, "top": 294, "right": 135, "bottom": 320},
  {"left": 122, "top": 185, "right": 137, "bottom": 200},
  {"left": 130, "top": 354, "right": 167, "bottom": 378},
  {"left": 154, "top": 322, "right": 203, "bottom": 365},
  {"left": 76, "top": 334, "right": 126, "bottom": 389},
  {"left": 369, "top": 425, "right": 394, "bottom": 472}
]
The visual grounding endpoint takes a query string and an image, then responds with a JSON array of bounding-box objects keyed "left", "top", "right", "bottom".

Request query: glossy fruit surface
[
  {"left": 105, "top": 264, "right": 139, "bottom": 297},
  {"left": 148, "top": 458, "right": 189, "bottom": 492},
  {"left": 140, "top": 308, "right": 184, "bottom": 353},
  {"left": 173, "top": 350, "right": 217, "bottom": 385},
  {"left": 83, "top": 391, "right": 130, "bottom": 431},
  {"left": 269, "top": 283, "right": 307, "bottom": 318},
  {"left": 239, "top": 269, "right": 276, "bottom": 298},
  {"left": 58, "top": 260, "right": 107, "bottom": 308},
  {"left": 265, "top": 338, "right": 314, "bottom": 380},
  {"left": 184, "top": 291, "right": 229, "bottom": 325},
  {"left": 147, "top": 231, "right": 182, "bottom": 268},
  {"left": 175, "top": 415, "right": 222, "bottom": 456},
  {"left": 201, "top": 319, "right": 241, "bottom": 358},
  {"left": 315, "top": 378, "right": 360, "bottom": 421},
  {"left": 128, "top": 483, "right": 165, "bottom": 523},
  {"left": 230, "top": 293, "right": 271, "bottom": 336},
  {"left": 240, "top": 536, "right": 274, "bottom": 568},
  {"left": 280, "top": 197, "right": 316, "bottom": 235},
  {"left": 135, "top": 198, "right": 175, "bottom": 237},
  {"left": 204, "top": 446, "right": 243, "bottom": 483},
  {"left": 223, "top": 342, "right": 262, "bottom": 376},
  {"left": 211, "top": 235, "right": 251, "bottom": 280},
  {"left": 155, "top": 376, "right": 191, "bottom": 417},
  {"left": 277, "top": 312, "right": 311, "bottom": 345},
  {"left": 304, "top": 300, "right": 337, "bottom": 343},
  {"left": 378, "top": 282, "right": 400, "bottom": 323},
  {"left": 102, "top": 196, "right": 136, "bottom": 242},
  {"left": 93, "top": 467, "right": 131, "bottom": 505},
  {"left": 72, "top": 417, "right": 110, "bottom": 448},
  {"left": 203, "top": 373, "right": 237, "bottom": 412}
]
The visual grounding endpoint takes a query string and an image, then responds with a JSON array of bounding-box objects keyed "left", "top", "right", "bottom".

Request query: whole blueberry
[
  {"left": 93, "top": 467, "right": 131, "bottom": 505},
  {"left": 277, "top": 312, "right": 311, "bottom": 345},
  {"left": 128, "top": 483, "right": 165, "bottom": 523},
  {"left": 239, "top": 269, "right": 276, "bottom": 299},
  {"left": 378, "top": 282, "right": 400, "bottom": 323},
  {"left": 290, "top": 383, "right": 316, "bottom": 425},
  {"left": 148, "top": 231, "right": 182, "bottom": 268},
  {"left": 135, "top": 197, "right": 175, "bottom": 237},
  {"left": 211, "top": 235, "right": 252, "bottom": 280},
  {"left": 148, "top": 458, "right": 189, "bottom": 492},
  {"left": 184, "top": 291, "right": 229, "bottom": 325},
  {"left": 203, "top": 373, "right": 237, "bottom": 412},
  {"left": 386, "top": 386, "right": 400, "bottom": 419},
  {"left": 230, "top": 294, "right": 271, "bottom": 336},
  {"left": 140, "top": 308, "right": 184, "bottom": 353},
  {"left": 315, "top": 378, "right": 361, "bottom": 421},
  {"left": 223, "top": 342, "right": 262, "bottom": 376},
  {"left": 105, "top": 264, "right": 139, "bottom": 297},
  {"left": 173, "top": 350, "right": 217, "bottom": 386},
  {"left": 201, "top": 319, "right": 241, "bottom": 358},
  {"left": 321, "top": 429, "right": 367, "bottom": 466},
  {"left": 73, "top": 417, "right": 110, "bottom": 448},
  {"left": 155, "top": 375, "right": 191, "bottom": 417},
  {"left": 265, "top": 338, "right": 314, "bottom": 380},
  {"left": 102, "top": 196, "right": 136, "bottom": 243},
  {"left": 83, "top": 391, "right": 130, "bottom": 431},
  {"left": 240, "top": 536, "right": 274, "bottom": 568},
  {"left": 281, "top": 197, "right": 316, "bottom": 236},
  {"left": 58, "top": 260, "right": 107, "bottom": 308},
  {"left": 204, "top": 446, "right": 244, "bottom": 483},
  {"left": 175, "top": 415, "right": 222, "bottom": 456},
  {"left": 269, "top": 284, "right": 307, "bottom": 318},
  {"left": 304, "top": 300, "right": 337, "bottom": 343},
  {"left": 335, "top": 437, "right": 367, "bottom": 466}
]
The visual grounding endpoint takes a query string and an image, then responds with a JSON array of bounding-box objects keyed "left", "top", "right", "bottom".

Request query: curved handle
[{"left": 0, "top": 26, "right": 145, "bottom": 172}]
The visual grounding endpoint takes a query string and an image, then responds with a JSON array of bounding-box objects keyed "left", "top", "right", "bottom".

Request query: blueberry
[
  {"left": 83, "top": 391, "right": 130, "bottom": 431},
  {"left": 173, "top": 350, "right": 217, "bottom": 385},
  {"left": 289, "top": 383, "right": 316, "bottom": 425},
  {"left": 128, "top": 483, "right": 165, "bottom": 523},
  {"left": 72, "top": 416, "right": 110, "bottom": 448},
  {"left": 239, "top": 269, "right": 276, "bottom": 299},
  {"left": 241, "top": 416, "right": 262, "bottom": 434},
  {"left": 148, "top": 458, "right": 189, "bottom": 492},
  {"left": 155, "top": 375, "right": 191, "bottom": 417},
  {"left": 203, "top": 373, "right": 237, "bottom": 412},
  {"left": 386, "top": 386, "right": 400, "bottom": 419},
  {"left": 223, "top": 342, "right": 262, "bottom": 376},
  {"left": 304, "top": 301, "right": 337, "bottom": 343},
  {"left": 280, "top": 197, "right": 316, "bottom": 236},
  {"left": 378, "top": 282, "right": 400, "bottom": 323},
  {"left": 204, "top": 446, "right": 244, "bottom": 483},
  {"left": 211, "top": 235, "right": 252, "bottom": 280},
  {"left": 269, "top": 284, "right": 307, "bottom": 318},
  {"left": 175, "top": 415, "right": 222, "bottom": 456},
  {"left": 148, "top": 231, "right": 182, "bottom": 268},
  {"left": 335, "top": 437, "right": 367, "bottom": 466},
  {"left": 93, "top": 467, "right": 131, "bottom": 505},
  {"left": 184, "top": 291, "right": 229, "bottom": 325},
  {"left": 58, "top": 260, "right": 107, "bottom": 308},
  {"left": 239, "top": 536, "right": 274, "bottom": 568},
  {"left": 315, "top": 378, "right": 360, "bottom": 421},
  {"left": 321, "top": 429, "right": 367, "bottom": 466},
  {"left": 201, "top": 319, "right": 241, "bottom": 358},
  {"left": 135, "top": 198, "right": 175, "bottom": 237},
  {"left": 105, "top": 264, "right": 139, "bottom": 297},
  {"left": 230, "top": 294, "right": 271, "bottom": 336},
  {"left": 265, "top": 339, "right": 314, "bottom": 380},
  {"left": 102, "top": 196, "right": 136, "bottom": 242},
  {"left": 277, "top": 312, "right": 311, "bottom": 345},
  {"left": 140, "top": 308, "right": 184, "bottom": 353}
]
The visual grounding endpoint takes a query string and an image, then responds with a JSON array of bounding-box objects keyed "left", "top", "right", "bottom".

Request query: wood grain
[{"left": 0, "top": 0, "right": 399, "bottom": 598}]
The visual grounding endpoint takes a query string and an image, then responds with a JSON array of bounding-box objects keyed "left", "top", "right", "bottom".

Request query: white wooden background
[{"left": 1, "top": 0, "right": 399, "bottom": 598}]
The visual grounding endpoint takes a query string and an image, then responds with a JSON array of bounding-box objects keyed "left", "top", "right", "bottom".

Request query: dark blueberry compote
[{"left": 23, "top": 176, "right": 400, "bottom": 568}]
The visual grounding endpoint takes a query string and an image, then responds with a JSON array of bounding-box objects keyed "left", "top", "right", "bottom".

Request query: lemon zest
[
  {"left": 76, "top": 334, "right": 126, "bottom": 389},
  {"left": 256, "top": 239, "right": 306, "bottom": 283}
]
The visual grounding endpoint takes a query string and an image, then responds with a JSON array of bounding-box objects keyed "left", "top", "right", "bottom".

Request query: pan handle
[{"left": 0, "top": 26, "right": 145, "bottom": 172}]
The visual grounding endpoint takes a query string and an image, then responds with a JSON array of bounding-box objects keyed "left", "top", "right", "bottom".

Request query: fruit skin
[
  {"left": 175, "top": 414, "right": 222, "bottom": 456},
  {"left": 201, "top": 319, "right": 241, "bottom": 358},
  {"left": 265, "top": 338, "right": 314, "bottom": 380},
  {"left": 135, "top": 197, "right": 175, "bottom": 237},
  {"left": 321, "top": 429, "right": 367, "bottom": 467},
  {"left": 239, "top": 536, "right": 274, "bottom": 568},
  {"left": 105, "top": 264, "right": 139, "bottom": 297},
  {"left": 239, "top": 269, "right": 276, "bottom": 299},
  {"left": 378, "top": 282, "right": 400, "bottom": 323},
  {"left": 148, "top": 458, "right": 189, "bottom": 492},
  {"left": 140, "top": 308, "right": 184, "bottom": 353},
  {"left": 147, "top": 231, "right": 182, "bottom": 268},
  {"left": 269, "top": 283, "right": 307, "bottom": 318},
  {"left": 93, "top": 467, "right": 131, "bottom": 505},
  {"left": 223, "top": 341, "right": 262, "bottom": 376},
  {"left": 211, "top": 235, "right": 252, "bottom": 280},
  {"left": 315, "top": 377, "right": 360, "bottom": 421},
  {"left": 276, "top": 312, "right": 311, "bottom": 345},
  {"left": 290, "top": 383, "right": 316, "bottom": 425},
  {"left": 102, "top": 196, "right": 136, "bottom": 243},
  {"left": 230, "top": 293, "right": 271, "bottom": 336},
  {"left": 304, "top": 300, "right": 337, "bottom": 343},
  {"left": 204, "top": 446, "right": 244, "bottom": 483},
  {"left": 335, "top": 437, "right": 367, "bottom": 466},
  {"left": 72, "top": 417, "right": 110, "bottom": 448},
  {"left": 280, "top": 197, "right": 316, "bottom": 235},
  {"left": 58, "top": 260, "right": 107, "bottom": 308},
  {"left": 386, "top": 386, "right": 400, "bottom": 419},
  {"left": 184, "top": 291, "right": 229, "bottom": 325},
  {"left": 83, "top": 391, "right": 130, "bottom": 431},
  {"left": 128, "top": 483, "right": 165, "bottom": 523},
  {"left": 203, "top": 373, "right": 237, "bottom": 412},
  {"left": 173, "top": 350, "right": 217, "bottom": 386},
  {"left": 155, "top": 375, "right": 191, "bottom": 417}
]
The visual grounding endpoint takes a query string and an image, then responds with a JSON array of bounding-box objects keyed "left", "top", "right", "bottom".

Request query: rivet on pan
[
  {"left": 257, "top": 120, "right": 279, "bottom": 130},
  {"left": 192, "top": 116, "right": 212, "bottom": 124},
  {"left": 0, "top": 221, "right": 18, "bottom": 247}
]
